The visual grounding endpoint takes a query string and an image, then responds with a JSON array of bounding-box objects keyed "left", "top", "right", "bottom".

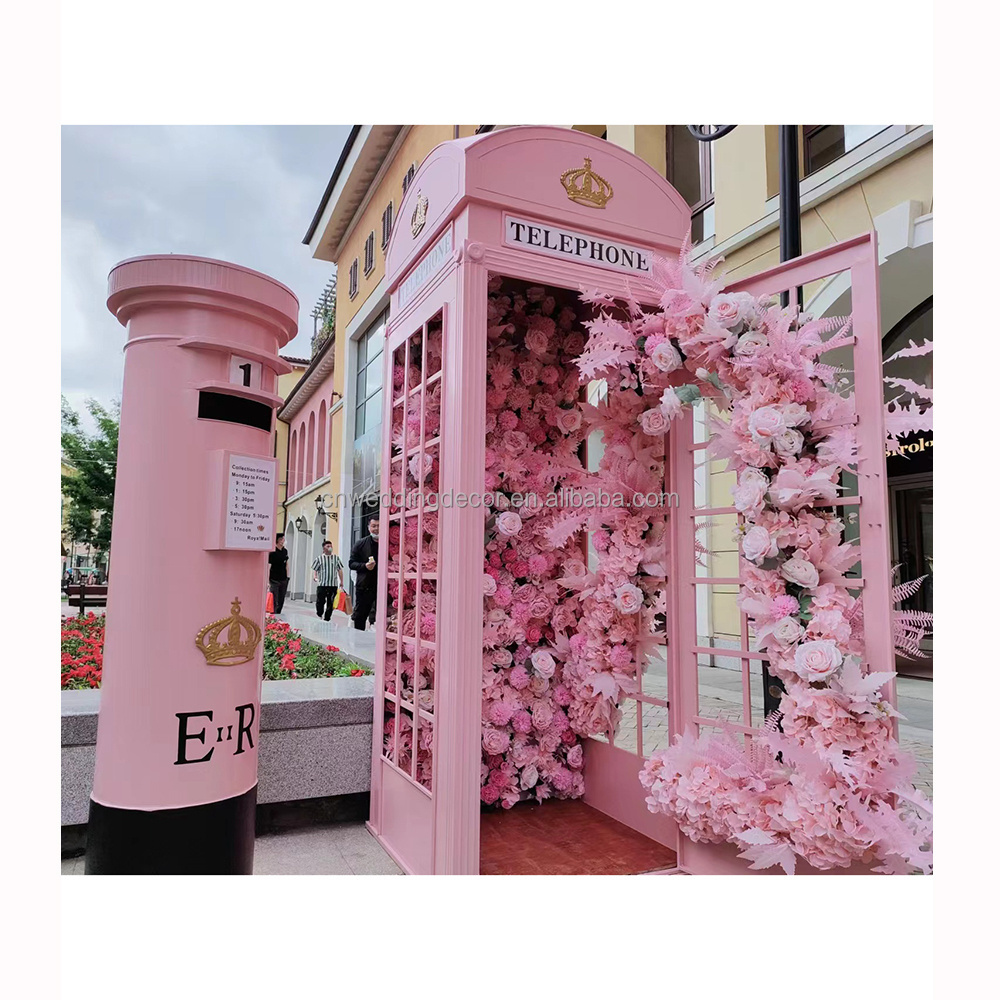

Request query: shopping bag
[
  {"left": 266, "top": 590, "right": 274, "bottom": 613},
  {"left": 333, "top": 589, "right": 347, "bottom": 613}
]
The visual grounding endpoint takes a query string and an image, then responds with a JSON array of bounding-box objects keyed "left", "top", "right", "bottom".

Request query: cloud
[{"left": 61, "top": 125, "right": 352, "bottom": 426}]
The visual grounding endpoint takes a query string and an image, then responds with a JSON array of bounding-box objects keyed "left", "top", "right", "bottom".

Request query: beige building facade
[{"left": 302, "top": 124, "right": 932, "bottom": 652}]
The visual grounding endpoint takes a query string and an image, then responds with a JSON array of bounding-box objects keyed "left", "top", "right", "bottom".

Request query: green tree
[{"left": 61, "top": 396, "right": 119, "bottom": 561}]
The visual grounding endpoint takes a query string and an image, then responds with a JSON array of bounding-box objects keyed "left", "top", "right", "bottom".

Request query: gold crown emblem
[
  {"left": 195, "top": 597, "right": 262, "bottom": 666},
  {"left": 560, "top": 157, "right": 613, "bottom": 209},
  {"left": 411, "top": 192, "right": 428, "bottom": 237}
]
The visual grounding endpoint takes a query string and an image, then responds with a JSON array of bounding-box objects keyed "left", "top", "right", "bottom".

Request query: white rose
[
  {"left": 520, "top": 764, "right": 539, "bottom": 790},
  {"left": 773, "top": 428, "right": 804, "bottom": 457},
  {"left": 742, "top": 525, "right": 777, "bottom": 564},
  {"left": 748, "top": 405, "right": 787, "bottom": 444},
  {"left": 732, "top": 468, "right": 769, "bottom": 514},
  {"left": 793, "top": 639, "right": 843, "bottom": 681},
  {"left": 709, "top": 293, "right": 749, "bottom": 330},
  {"left": 772, "top": 616, "right": 805, "bottom": 646},
  {"left": 780, "top": 555, "right": 820, "bottom": 590},
  {"left": 640, "top": 407, "right": 669, "bottom": 435},
  {"left": 782, "top": 403, "right": 809, "bottom": 427},
  {"left": 650, "top": 340, "right": 682, "bottom": 373},
  {"left": 659, "top": 387, "right": 684, "bottom": 420},
  {"left": 734, "top": 331, "right": 768, "bottom": 356},
  {"left": 496, "top": 511, "right": 522, "bottom": 536},
  {"left": 614, "top": 583, "right": 644, "bottom": 614}
]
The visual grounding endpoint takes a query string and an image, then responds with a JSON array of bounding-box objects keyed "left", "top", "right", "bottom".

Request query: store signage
[
  {"left": 504, "top": 215, "right": 651, "bottom": 276},
  {"left": 886, "top": 434, "right": 933, "bottom": 460},
  {"left": 398, "top": 229, "right": 453, "bottom": 306},
  {"left": 224, "top": 454, "right": 276, "bottom": 549}
]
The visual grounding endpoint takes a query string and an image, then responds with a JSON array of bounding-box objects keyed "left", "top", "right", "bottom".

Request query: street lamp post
[{"left": 688, "top": 125, "right": 804, "bottom": 717}]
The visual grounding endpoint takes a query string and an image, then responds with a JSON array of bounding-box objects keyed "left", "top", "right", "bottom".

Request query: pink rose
[
  {"left": 556, "top": 407, "right": 583, "bottom": 433},
  {"left": 496, "top": 512, "right": 523, "bottom": 537},
  {"left": 566, "top": 744, "right": 584, "bottom": 769},
  {"left": 748, "top": 405, "right": 786, "bottom": 444},
  {"left": 732, "top": 468, "right": 769, "bottom": 515},
  {"left": 519, "top": 361, "right": 540, "bottom": 384},
  {"left": 780, "top": 554, "right": 820, "bottom": 590},
  {"left": 742, "top": 525, "right": 777, "bottom": 564},
  {"left": 659, "top": 387, "right": 683, "bottom": 420},
  {"left": 650, "top": 340, "right": 682, "bottom": 373},
  {"left": 482, "top": 727, "right": 511, "bottom": 755},
  {"left": 792, "top": 639, "right": 843, "bottom": 681},
  {"left": 640, "top": 407, "right": 669, "bottom": 435},
  {"left": 532, "top": 701, "right": 554, "bottom": 731},
  {"left": 524, "top": 327, "right": 549, "bottom": 354},
  {"left": 771, "top": 616, "right": 805, "bottom": 646},
  {"left": 503, "top": 431, "right": 529, "bottom": 453},
  {"left": 773, "top": 427, "right": 804, "bottom": 457},
  {"left": 531, "top": 650, "right": 556, "bottom": 678},
  {"left": 709, "top": 292, "right": 752, "bottom": 329},
  {"left": 734, "top": 330, "right": 768, "bottom": 355},
  {"left": 408, "top": 452, "right": 434, "bottom": 482},
  {"left": 613, "top": 583, "right": 644, "bottom": 614},
  {"left": 483, "top": 574, "right": 497, "bottom": 597},
  {"left": 525, "top": 624, "right": 543, "bottom": 644}
]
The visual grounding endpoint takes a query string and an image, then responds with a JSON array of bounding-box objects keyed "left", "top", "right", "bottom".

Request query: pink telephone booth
[{"left": 367, "top": 127, "right": 893, "bottom": 876}]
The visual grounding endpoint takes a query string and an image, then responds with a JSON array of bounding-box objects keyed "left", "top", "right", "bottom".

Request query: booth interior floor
[{"left": 479, "top": 799, "right": 677, "bottom": 875}]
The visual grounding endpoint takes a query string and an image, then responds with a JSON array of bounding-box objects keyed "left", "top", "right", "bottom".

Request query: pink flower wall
[{"left": 479, "top": 277, "right": 589, "bottom": 806}]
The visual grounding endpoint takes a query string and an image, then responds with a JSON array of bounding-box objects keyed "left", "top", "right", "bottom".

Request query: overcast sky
[{"left": 61, "top": 125, "right": 352, "bottom": 429}]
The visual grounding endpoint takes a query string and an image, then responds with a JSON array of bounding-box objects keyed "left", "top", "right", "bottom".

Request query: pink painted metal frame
[
  {"left": 368, "top": 127, "right": 691, "bottom": 875},
  {"left": 367, "top": 128, "right": 890, "bottom": 877},
  {"left": 668, "top": 232, "right": 894, "bottom": 875}
]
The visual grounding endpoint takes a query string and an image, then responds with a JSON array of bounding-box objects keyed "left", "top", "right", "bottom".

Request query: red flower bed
[
  {"left": 61, "top": 613, "right": 371, "bottom": 688},
  {"left": 61, "top": 613, "right": 105, "bottom": 689}
]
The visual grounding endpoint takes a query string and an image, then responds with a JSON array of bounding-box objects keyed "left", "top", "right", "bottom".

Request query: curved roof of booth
[{"left": 386, "top": 126, "right": 692, "bottom": 292}]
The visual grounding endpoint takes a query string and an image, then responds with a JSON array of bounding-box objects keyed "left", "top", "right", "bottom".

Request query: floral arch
[{"left": 553, "top": 243, "right": 934, "bottom": 875}]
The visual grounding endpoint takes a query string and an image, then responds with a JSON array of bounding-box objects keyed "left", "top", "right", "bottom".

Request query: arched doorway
[
  {"left": 308, "top": 510, "right": 326, "bottom": 605},
  {"left": 284, "top": 520, "right": 297, "bottom": 602},
  {"left": 293, "top": 519, "right": 309, "bottom": 601}
]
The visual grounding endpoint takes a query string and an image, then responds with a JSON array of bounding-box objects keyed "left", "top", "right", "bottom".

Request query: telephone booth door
[
  {"left": 369, "top": 126, "right": 693, "bottom": 874},
  {"left": 667, "top": 232, "right": 895, "bottom": 875}
]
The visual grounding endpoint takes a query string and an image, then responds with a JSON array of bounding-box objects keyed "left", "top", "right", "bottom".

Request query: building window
[
  {"left": 803, "top": 125, "right": 890, "bottom": 176},
  {"left": 402, "top": 162, "right": 416, "bottom": 195},
  {"left": 348, "top": 258, "right": 359, "bottom": 299},
  {"left": 364, "top": 232, "right": 375, "bottom": 275},
  {"left": 666, "top": 126, "right": 715, "bottom": 244},
  {"left": 381, "top": 202, "right": 394, "bottom": 249},
  {"left": 354, "top": 313, "right": 385, "bottom": 440}
]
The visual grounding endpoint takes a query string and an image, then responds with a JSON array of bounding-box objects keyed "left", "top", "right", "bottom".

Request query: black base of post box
[{"left": 84, "top": 785, "right": 257, "bottom": 875}]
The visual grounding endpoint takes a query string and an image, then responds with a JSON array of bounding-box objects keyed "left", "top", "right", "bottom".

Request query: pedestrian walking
[
  {"left": 348, "top": 516, "right": 380, "bottom": 630},
  {"left": 312, "top": 539, "right": 344, "bottom": 621},
  {"left": 268, "top": 533, "right": 290, "bottom": 614}
]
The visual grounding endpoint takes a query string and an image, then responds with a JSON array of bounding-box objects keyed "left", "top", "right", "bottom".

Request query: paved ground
[
  {"left": 614, "top": 652, "right": 933, "bottom": 797},
  {"left": 273, "top": 599, "right": 376, "bottom": 668},
  {"left": 61, "top": 821, "right": 402, "bottom": 875}
]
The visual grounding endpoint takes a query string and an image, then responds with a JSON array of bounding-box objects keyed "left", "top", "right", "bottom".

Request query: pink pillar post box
[{"left": 86, "top": 255, "right": 296, "bottom": 875}]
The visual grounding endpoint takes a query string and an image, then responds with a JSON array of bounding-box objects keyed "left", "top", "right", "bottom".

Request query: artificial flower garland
[{"left": 561, "top": 249, "right": 932, "bottom": 874}]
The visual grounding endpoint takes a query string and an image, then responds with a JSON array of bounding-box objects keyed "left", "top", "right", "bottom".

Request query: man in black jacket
[
  {"left": 268, "top": 534, "right": 290, "bottom": 614},
  {"left": 348, "top": 517, "right": 380, "bottom": 630}
]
